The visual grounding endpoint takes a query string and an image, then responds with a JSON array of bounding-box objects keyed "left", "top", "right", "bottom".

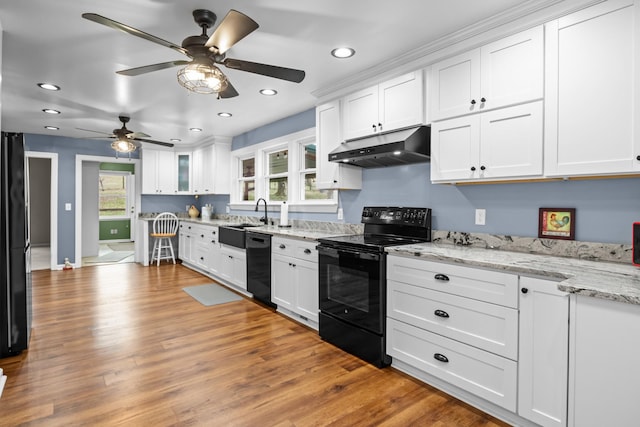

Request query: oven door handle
[{"left": 318, "top": 245, "right": 380, "bottom": 261}]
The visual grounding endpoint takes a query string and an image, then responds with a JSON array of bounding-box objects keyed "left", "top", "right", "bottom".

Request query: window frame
[
  {"left": 98, "top": 170, "right": 131, "bottom": 220},
  {"left": 238, "top": 155, "right": 257, "bottom": 202},
  {"left": 229, "top": 128, "right": 337, "bottom": 213}
]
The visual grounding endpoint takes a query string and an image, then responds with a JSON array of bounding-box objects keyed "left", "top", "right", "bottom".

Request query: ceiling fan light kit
[
  {"left": 111, "top": 138, "right": 137, "bottom": 154},
  {"left": 177, "top": 62, "right": 228, "bottom": 94}
]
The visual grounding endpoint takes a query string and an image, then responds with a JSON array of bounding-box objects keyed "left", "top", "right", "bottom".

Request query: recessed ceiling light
[
  {"left": 37, "top": 83, "right": 60, "bottom": 91},
  {"left": 190, "top": 127, "right": 202, "bottom": 132},
  {"left": 42, "top": 108, "right": 61, "bottom": 114},
  {"left": 170, "top": 138, "right": 181, "bottom": 142},
  {"left": 218, "top": 112, "right": 232, "bottom": 118},
  {"left": 259, "top": 89, "right": 277, "bottom": 96},
  {"left": 44, "top": 126, "right": 59, "bottom": 130},
  {"left": 393, "top": 151, "right": 402, "bottom": 155},
  {"left": 331, "top": 47, "right": 355, "bottom": 58}
]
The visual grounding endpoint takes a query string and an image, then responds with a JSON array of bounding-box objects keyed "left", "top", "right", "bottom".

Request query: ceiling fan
[
  {"left": 77, "top": 115, "right": 174, "bottom": 155},
  {"left": 82, "top": 9, "right": 306, "bottom": 98}
]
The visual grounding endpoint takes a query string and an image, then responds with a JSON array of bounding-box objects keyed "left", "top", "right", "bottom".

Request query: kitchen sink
[{"left": 218, "top": 223, "right": 261, "bottom": 248}]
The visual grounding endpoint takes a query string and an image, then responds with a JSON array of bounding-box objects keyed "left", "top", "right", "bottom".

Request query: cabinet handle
[
  {"left": 636, "top": 155, "right": 640, "bottom": 161},
  {"left": 211, "top": 240, "right": 216, "bottom": 243},
  {"left": 470, "top": 99, "right": 476, "bottom": 105},
  {"left": 229, "top": 255, "right": 233, "bottom": 259},
  {"left": 372, "top": 124, "right": 377, "bottom": 132},
  {"left": 279, "top": 244, "right": 286, "bottom": 249},
  {"left": 521, "top": 287, "right": 529, "bottom": 294},
  {"left": 333, "top": 180, "right": 338, "bottom": 183},
  {"left": 480, "top": 97, "right": 486, "bottom": 103},
  {"left": 304, "top": 248, "right": 312, "bottom": 254},
  {"left": 434, "top": 353, "right": 449, "bottom": 363},
  {"left": 470, "top": 166, "right": 476, "bottom": 172},
  {"left": 292, "top": 263, "right": 296, "bottom": 268},
  {"left": 378, "top": 122, "right": 382, "bottom": 131},
  {"left": 434, "top": 309, "right": 450, "bottom": 318},
  {"left": 480, "top": 165, "right": 486, "bottom": 171},
  {"left": 200, "top": 234, "right": 204, "bottom": 238},
  {"left": 434, "top": 273, "right": 449, "bottom": 282}
]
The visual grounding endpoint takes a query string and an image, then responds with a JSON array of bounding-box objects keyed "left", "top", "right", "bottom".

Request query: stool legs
[{"left": 151, "top": 236, "right": 176, "bottom": 266}]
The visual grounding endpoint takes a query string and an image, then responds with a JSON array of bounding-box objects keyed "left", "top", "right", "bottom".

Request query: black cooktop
[{"left": 318, "top": 233, "right": 430, "bottom": 251}]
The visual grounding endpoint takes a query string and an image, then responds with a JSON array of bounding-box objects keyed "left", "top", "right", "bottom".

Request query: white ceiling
[{"left": 0, "top": 0, "right": 532, "bottom": 149}]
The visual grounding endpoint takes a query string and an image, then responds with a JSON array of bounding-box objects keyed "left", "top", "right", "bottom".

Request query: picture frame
[{"left": 538, "top": 208, "right": 576, "bottom": 240}]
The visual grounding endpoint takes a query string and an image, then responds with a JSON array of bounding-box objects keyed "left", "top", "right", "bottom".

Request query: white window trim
[{"left": 229, "top": 128, "right": 338, "bottom": 213}]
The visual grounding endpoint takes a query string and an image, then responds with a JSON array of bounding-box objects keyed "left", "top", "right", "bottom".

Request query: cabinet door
[
  {"left": 378, "top": 71, "right": 424, "bottom": 132},
  {"left": 213, "top": 143, "right": 231, "bottom": 194},
  {"left": 518, "top": 277, "right": 568, "bottom": 427},
  {"left": 156, "top": 150, "right": 175, "bottom": 194},
  {"left": 479, "top": 101, "right": 543, "bottom": 179},
  {"left": 192, "top": 147, "right": 214, "bottom": 194},
  {"left": 218, "top": 246, "right": 234, "bottom": 283},
  {"left": 232, "top": 252, "right": 247, "bottom": 290},
  {"left": 293, "top": 258, "right": 318, "bottom": 323},
  {"left": 175, "top": 152, "right": 191, "bottom": 193},
  {"left": 272, "top": 254, "right": 294, "bottom": 309},
  {"left": 430, "top": 115, "right": 480, "bottom": 182},
  {"left": 316, "top": 101, "right": 362, "bottom": 190},
  {"left": 430, "top": 49, "right": 481, "bottom": 121},
  {"left": 545, "top": 0, "right": 639, "bottom": 176},
  {"left": 342, "top": 85, "right": 379, "bottom": 140},
  {"left": 141, "top": 149, "right": 158, "bottom": 194},
  {"left": 480, "top": 26, "right": 543, "bottom": 110}
]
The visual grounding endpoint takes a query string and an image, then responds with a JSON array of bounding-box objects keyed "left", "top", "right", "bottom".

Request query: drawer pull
[
  {"left": 304, "top": 248, "right": 312, "bottom": 254},
  {"left": 279, "top": 244, "right": 286, "bottom": 249},
  {"left": 434, "top": 273, "right": 449, "bottom": 282},
  {"left": 521, "top": 287, "right": 528, "bottom": 294},
  {"left": 434, "top": 353, "right": 449, "bottom": 363},
  {"left": 434, "top": 309, "right": 449, "bottom": 318}
]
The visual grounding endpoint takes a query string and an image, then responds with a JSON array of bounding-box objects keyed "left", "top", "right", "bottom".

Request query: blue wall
[
  {"left": 25, "top": 134, "right": 140, "bottom": 264},
  {"left": 231, "top": 115, "right": 640, "bottom": 245}
]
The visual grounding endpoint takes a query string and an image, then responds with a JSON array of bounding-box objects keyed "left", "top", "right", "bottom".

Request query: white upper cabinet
[
  {"left": 342, "top": 71, "right": 424, "bottom": 140},
  {"left": 191, "top": 145, "right": 215, "bottom": 195},
  {"left": 213, "top": 143, "right": 231, "bottom": 194},
  {"left": 175, "top": 152, "right": 192, "bottom": 194},
  {"left": 315, "top": 100, "right": 362, "bottom": 190},
  {"left": 544, "top": 0, "right": 639, "bottom": 177},
  {"left": 142, "top": 149, "right": 176, "bottom": 194},
  {"left": 430, "top": 26, "right": 543, "bottom": 122},
  {"left": 431, "top": 101, "right": 543, "bottom": 182}
]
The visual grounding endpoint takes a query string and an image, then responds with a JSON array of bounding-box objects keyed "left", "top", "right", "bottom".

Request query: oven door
[{"left": 318, "top": 244, "right": 385, "bottom": 334}]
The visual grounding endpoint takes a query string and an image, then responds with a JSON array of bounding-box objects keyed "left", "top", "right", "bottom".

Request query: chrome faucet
[{"left": 255, "top": 198, "right": 268, "bottom": 224}]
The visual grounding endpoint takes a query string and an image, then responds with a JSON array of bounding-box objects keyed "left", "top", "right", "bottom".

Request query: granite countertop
[{"left": 386, "top": 243, "right": 640, "bottom": 306}]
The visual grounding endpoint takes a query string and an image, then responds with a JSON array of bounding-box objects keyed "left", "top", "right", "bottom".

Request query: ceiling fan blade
[
  {"left": 129, "top": 131, "right": 151, "bottom": 138},
  {"left": 222, "top": 58, "right": 305, "bottom": 83},
  {"left": 219, "top": 81, "right": 239, "bottom": 99},
  {"left": 82, "top": 13, "right": 190, "bottom": 57},
  {"left": 117, "top": 60, "right": 190, "bottom": 76},
  {"left": 205, "top": 10, "right": 259, "bottom": 55},
  {"left": 76, "top": 127, "right": 113, "bottom": 136},
  {"left": 133, "top": 137, "right": 174, "bottom": 148}
]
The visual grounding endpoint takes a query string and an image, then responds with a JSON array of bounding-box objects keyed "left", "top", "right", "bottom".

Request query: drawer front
[
  {"left": 387, "top": 255, "right": 518, "bottom": 308},
  {"left": 388, "top": 280, "right": 518, "bottom": 360},
  {"left": 273, "top": 236, "right": 295, "bottom": 257},
  {"left": 292, "top": 240, "right": 318, "bottom": 261},
  {"left": 387, "top": 318, "right": 517, "bottom": 411}
]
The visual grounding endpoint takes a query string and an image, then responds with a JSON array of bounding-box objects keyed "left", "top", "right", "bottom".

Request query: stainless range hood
[{"left": 328, "top": 125, "right": 430, "bottom": 168}]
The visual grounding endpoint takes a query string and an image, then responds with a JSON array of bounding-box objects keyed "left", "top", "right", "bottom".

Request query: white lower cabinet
[
  {"left": 387, "top": 255, "right": 570, "bottom": 426},
  {"left": 218, "top": 244, "right": 247, "bottom": 290},
  {"left": 568, "top": 295, "right": 640, "bottom": 427},
  {"left": 271, "top": 236, "right": 319, "bottom": 328},
  {"left": 518, "top": 276, "right": 569, "bottom": 427}
]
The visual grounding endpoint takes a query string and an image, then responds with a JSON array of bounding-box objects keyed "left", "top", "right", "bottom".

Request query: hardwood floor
[{"left": 0, "top": 263, "right": 510, "bottom": 426}]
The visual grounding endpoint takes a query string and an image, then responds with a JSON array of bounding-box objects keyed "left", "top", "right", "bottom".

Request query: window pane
[
  {"left": 242, "top": 180, "right": 255, "bottom": 201},
  {"left": 304, "top": 144, "right": 316, "bottom": 169},
  {"left": 99, "top": 174, "right": 127, "bottom": 216},
  {"left": 269, "top": 150, "right": 288, "bottom": 174},
  {"left": 303, "top": 173, "right": 333, "bottom": 200},
  {"left": 242, "top": 158, "right": 255, "bottom": 178},
  {"left": 269, "top": 177, "right": 288, "bottom": 201},
  {"left": 177, "top": 154, "right": 190, "bottom": 192}
]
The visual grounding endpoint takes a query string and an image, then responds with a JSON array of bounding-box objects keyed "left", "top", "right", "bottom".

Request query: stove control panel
[{"left": 361, "top": 206, "right": 431, "bottom": 227}]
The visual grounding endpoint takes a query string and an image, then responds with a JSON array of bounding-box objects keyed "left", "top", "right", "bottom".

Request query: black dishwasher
[{"left": 245, "top": 231, "right": 274, "bottom": 308}]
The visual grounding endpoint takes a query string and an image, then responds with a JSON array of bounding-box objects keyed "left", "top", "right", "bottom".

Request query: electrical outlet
[
  {"left": 337, "top": 208, "right": 344, "bottom": 220},
  {"left": 186, "top": 205, "right": 190, "bottom": 211},
  {"left": 475, "top": 209, "right": 486, "bottom": 225},
  {"left": 226, "top": 205, "right": 230, "bottom": 214}
]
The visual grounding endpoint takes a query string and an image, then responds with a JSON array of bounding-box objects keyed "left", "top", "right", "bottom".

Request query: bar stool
[{"left": 150, "top": 212, "right": 178, "bottom": 266}]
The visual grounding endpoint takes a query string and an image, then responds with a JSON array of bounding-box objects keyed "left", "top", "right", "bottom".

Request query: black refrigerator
[{"left": 0, "top": 132, "right": 32, "bottom": 358}]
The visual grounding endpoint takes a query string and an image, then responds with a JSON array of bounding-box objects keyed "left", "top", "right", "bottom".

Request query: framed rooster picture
[{"left": 538, "top": 208, "right": 576, "bottom": 240}]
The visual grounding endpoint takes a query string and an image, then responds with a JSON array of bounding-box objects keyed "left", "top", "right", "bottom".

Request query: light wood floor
[{"left": 0, "top": 263, "right": 510, "bottom": 426}]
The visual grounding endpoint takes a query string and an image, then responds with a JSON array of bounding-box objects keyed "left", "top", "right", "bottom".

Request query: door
[
  {"left": 342, "top": 85, "right": 379, "bottom": 140},
  {"left": 430, "top": 49, "right": 481, "bottom": 121},
  {"left": 378, "top": 71, "right": 424, "bottom": 132},
  {"left": 430, "top": 115, "right": 480, "bottom": 182}
]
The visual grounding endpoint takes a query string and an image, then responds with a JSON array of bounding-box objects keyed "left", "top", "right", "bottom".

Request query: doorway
[
  {"left": 75, "top": 155, "right": 141, "bottom": 268},
  {"left": 25, "top": 151, "right": 58, "bottom": 270}
]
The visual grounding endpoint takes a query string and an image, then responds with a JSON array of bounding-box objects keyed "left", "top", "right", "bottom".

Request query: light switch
[
  {"left": 475, "top": 209, "right": 486, "bottom": 225},
  {"left": 65, "top": 203, "right": 72, "bottom": 211}
]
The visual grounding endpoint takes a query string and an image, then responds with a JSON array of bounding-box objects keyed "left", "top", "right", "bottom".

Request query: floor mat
[
  {"left": 183, "top": 283, "right": 243, "bottom": 306},
  {"left": 84, "top": 251, "right": 133, "bottom": 264}
]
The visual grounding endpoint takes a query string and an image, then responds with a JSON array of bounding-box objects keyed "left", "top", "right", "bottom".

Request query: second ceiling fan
[{"left": 82, "top": 9, "right": 306, "bottom": 98}]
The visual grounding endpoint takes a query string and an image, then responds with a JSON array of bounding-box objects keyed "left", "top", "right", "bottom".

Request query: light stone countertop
[{"left": 386, "top": 243, "right": 640, "bottom": 306}]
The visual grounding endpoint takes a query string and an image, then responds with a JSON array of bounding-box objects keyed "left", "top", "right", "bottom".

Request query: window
[
  {"left": 99, "top": 173, "right": 127, "bottom": 217},
  {"left": 266, "top": 148, "right": 288, "bottom": 202},
  {"left": 239, "top": 157, "right": 255, "bottom": 201},
  {"left": 229, "top": 128, "right": 337, "bottom": 212},
  {"left": 300, "top": 143, "right": 334, "bottom": 201}
]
